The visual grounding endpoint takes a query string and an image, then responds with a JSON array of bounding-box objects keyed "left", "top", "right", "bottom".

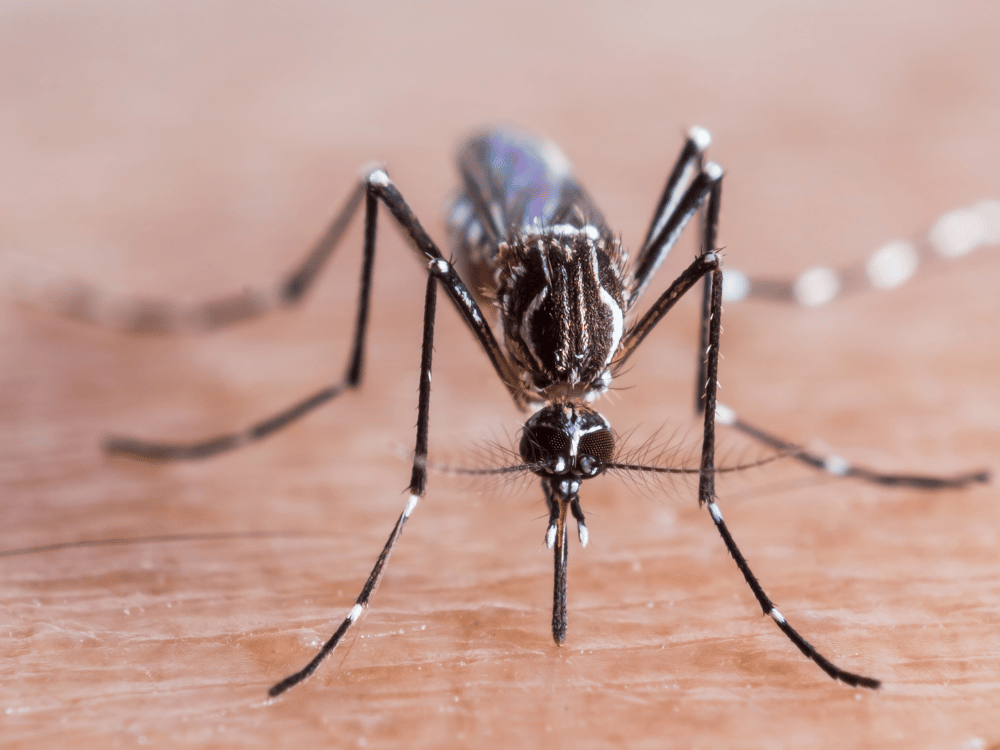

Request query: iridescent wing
[{"left": 457, "top": 127, "right": 611, "bottom": 245}]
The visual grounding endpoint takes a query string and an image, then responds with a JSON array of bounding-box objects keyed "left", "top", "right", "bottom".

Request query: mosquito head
[{"left": 519, "top": 403, "right": 615, "bottom": 481}]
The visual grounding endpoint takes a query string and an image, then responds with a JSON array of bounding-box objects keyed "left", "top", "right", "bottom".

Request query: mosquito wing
[{"left": 455, "top": 127, "right": 611, "bottom": 246}]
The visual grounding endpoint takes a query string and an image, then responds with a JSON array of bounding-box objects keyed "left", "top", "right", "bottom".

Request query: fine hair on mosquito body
[{"left": 84, "top": 125, "right": 991, "bottom": 698}]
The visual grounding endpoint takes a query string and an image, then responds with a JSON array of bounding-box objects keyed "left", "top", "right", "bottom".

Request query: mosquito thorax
[
  {"left": 519, "top": 403, "right": 615, "bottom": 480},
  {"left": 496, "top": 225, "right": 626, "bottom": 401}
]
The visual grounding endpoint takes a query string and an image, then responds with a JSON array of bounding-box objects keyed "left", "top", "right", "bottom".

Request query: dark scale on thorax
[{"left": 497, "top": 228, "right": 624, "bottom": 398}]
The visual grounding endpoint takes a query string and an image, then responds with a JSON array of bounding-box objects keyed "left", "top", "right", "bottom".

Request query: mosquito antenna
[{"left": 606, "top": 451, "right": 790, "bottom": 475}]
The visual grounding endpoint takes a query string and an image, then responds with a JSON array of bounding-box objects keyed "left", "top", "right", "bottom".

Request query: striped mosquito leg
[
  {"left": 721, "top": 199, "right": 1000, "bottom": 307},
  {"left": 22, "top": 180, "right": 366, "bottom": 335},
  {"left": 712, "top": 403, "right": 989, "bottom": 489},
  {"left": 698, "top": 260, "right": 880, "bottom": 689},
  {"left": 638, "top": 126, "right": 713, "bottom": 258},
  {"left": 105, "top": 382, "right": 351, "bottom": 461},
  {"left": 705, "top": 499, "right": 881, "bottom": 689},
  {"left": 105, "top": 182, "right": 379, "bottom": 462},
  {"left": 107, "top": 169, "right": 517, "bottom": 462},
  {"left": 278, "top": 178, "right": 368, "bottom": 305},
  {"left": 694, "top": 167, "right": 723, "bottom": 415},
  {"left": 267, "top": 500, "right": 414, "bottom": 698},
  {"left": 613, "top": 199, "right": 723, "bottom": 374},
  {"left": 628, "top": 155, "right": 720, "bottom": 311},
  {"left": 269, "top": 273, "right": 439, "bottom": 698},
  {"left": 365, "top": 170, "right": 523, "bottom": 407}
]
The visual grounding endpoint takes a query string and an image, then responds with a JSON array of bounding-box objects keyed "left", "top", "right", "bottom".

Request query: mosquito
[{"left": 97, "top": 125, "right": 989, "bottom": 697}]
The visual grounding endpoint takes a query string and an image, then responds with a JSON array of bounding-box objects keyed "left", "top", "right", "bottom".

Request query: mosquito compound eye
[
  {"left": 519, "top": 425, "right": 570, "bottom": 470},
  {"left": 577, "top": 428, "right": 614, "bottom": 475}
]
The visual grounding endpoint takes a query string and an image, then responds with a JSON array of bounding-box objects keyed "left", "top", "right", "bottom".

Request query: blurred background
[{"left": 2, "top": 1, "right": 998, "bottom": 748}]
